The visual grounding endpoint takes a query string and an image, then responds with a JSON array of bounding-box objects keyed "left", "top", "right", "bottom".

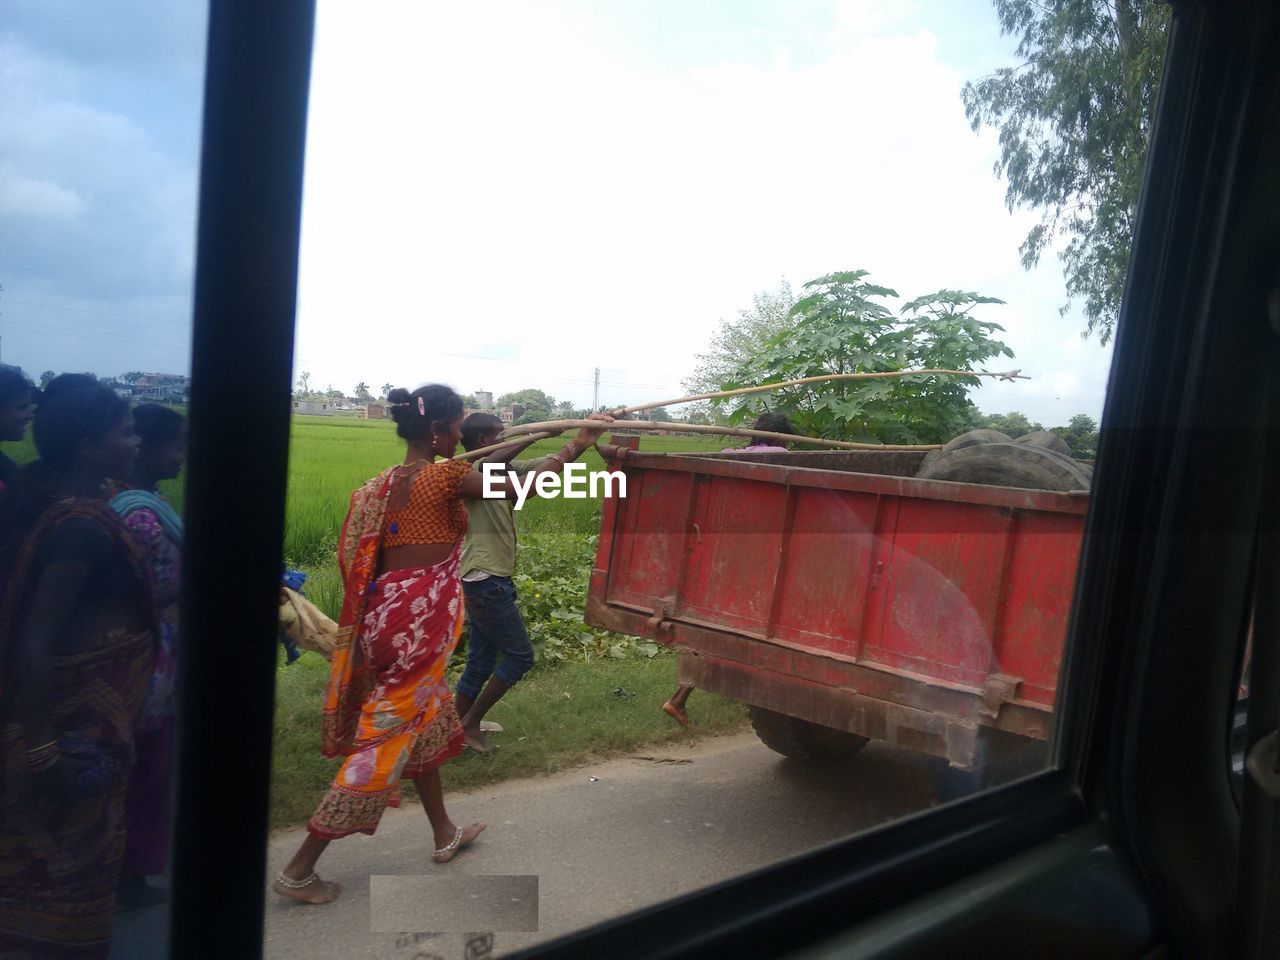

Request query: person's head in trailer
[{"left": 728, "top": 411, "right": 797, "bottom": 453}]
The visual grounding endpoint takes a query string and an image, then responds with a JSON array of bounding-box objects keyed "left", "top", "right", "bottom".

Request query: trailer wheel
[
  {"left": 747, "top": 706, "right": 869, "bottom": 763},
  {"left": 929, "top": 729, "right": 1049, "bottom": 802},
  {"left": 915, "top": 442, "right": 1091, "bottom": 492}
]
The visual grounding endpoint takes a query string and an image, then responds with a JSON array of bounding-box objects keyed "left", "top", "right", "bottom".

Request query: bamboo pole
[
  {"left": 452, "top": 430, "right": 561, "bottom": 463},
  {"left": 452, "top": 367, "right": 1024, "bottom": 461},
  {"left": 605, "top": 367, "right": 1026, "bottom": 417},
  {"left": 453, "top": 419, "right": 939, "bottom": 461}
]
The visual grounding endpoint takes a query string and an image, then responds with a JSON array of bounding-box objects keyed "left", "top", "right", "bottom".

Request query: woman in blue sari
[{"left": 109, "top": 404, "right": 186, "bottom": 910}]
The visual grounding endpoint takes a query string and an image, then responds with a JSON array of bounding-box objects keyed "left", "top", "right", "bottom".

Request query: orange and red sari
[{"left": 309, "top": 469, "right": 466, "bottom": 839}]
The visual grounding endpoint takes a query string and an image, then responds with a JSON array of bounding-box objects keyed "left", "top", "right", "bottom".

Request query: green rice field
[{"left": 282, "top": 415, "right": 726, "bottom": 567}]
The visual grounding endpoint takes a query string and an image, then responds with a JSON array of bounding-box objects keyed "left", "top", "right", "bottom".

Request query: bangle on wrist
[{"left": 25, "top": 740, "right": 60, "bottom": 771}]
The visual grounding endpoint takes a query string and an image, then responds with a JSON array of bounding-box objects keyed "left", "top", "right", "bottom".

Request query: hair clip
[{"left": 417, "top": 396, "right": 425, "bottom": 416}]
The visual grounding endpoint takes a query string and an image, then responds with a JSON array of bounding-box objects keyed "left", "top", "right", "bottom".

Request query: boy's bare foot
[
  {"left": 463, "top": 728, "right": 491, "bottom": 753},
  {"left": 272, "top": 872, "right": 342, "bottom": 904},
  {"left": 662, "top": 699, "right": 690, "bottom": 727},
  {"left": 433, "top": 821, "right": 487, "bottom": 863}
]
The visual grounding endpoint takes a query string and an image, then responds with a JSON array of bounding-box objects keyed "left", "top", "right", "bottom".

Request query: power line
[{"left": 4, "top": 297, "right": 191, "bottom": 327}]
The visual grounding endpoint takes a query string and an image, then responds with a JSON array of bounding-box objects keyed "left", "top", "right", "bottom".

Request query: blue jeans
[{"left": 457, "top": 576, "right": 535, "bottom": 701}]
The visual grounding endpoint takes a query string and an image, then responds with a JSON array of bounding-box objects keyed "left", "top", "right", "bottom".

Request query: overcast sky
[{"left": 1, "top": 0, "right": 1117, "bottom": 426}]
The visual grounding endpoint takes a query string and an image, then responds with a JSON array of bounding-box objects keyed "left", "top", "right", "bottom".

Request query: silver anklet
[
  {"left": 275, "top": 871, "right": 319, "bottom": 889},
  {"left": 434, "top": 827, "right": 462, "bottom": 857}
]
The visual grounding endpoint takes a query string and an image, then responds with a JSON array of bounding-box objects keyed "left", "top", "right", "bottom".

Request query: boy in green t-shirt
[{"left": 455, "top": 413, "right": 594, "bottom": 752}]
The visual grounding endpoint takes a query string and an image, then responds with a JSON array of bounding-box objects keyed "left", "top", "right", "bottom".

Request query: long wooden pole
[
  {"left": 453, "top": 420, "right": 938, "bottom": 461},
  {"left": 605, "top": 367, "right": 1026, "bottom": 416},
  {"left": 453, "top": 367, "right": 1024, "bottom": 461}
]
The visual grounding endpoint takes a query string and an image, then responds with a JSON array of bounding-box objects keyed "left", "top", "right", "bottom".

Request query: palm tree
[
  {"left": 380, "top": 382, "right": 394, "bottom": 399},
  {"left": 354, "top": 381, "right": 371, "bottom": 400}
]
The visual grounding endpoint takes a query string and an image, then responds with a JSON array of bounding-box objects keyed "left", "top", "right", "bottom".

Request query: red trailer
[{"left": 585, "top": 444, "right": 1088, "bottom": 779}]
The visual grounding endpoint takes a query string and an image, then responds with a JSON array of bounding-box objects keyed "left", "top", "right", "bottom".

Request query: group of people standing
[
  {"left": 0, "top": 368, "right": 186, "bottom": 958},
  {"left": 0, "top": 365, "right": 792, "bottom": 947}
]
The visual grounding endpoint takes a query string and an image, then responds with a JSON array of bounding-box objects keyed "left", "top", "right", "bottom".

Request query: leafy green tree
[
  {"left": 962, "top": 0, "right": 1169, "bottom": 343},
  {"left": 462, "top": 394, "right": 477, "bottom": 408},
  {"left": 497, "top": 388, "right": 555, "bottom": 424},
  {"left": 354, "top": 382, "right": 372, "bottom": 400},
  {"left": 968, "top": 410, "right": 1045, "bottom": 436},
  {"left": 380, "top": 382, "right": 394, "bottom": 400},
  {"left": 1051, "top": 413, "right": 1099, "bottom": 458},
  {"left": 720, "top": 271, "right": 1012, "bottom": 444},
  {"left": 686, "top": 281, "right": 795, "bottom": 395},
  {"left": 297, "top": 371, "right": 311, "bottom": 397},
  {"left": 324, "top": 386, "right": 343, "bottom": 400},
  {"left": 647, "top": 407, "right": 672, "bottom": 422},
  {"left": 39, "top": 370, "right": 56, "bottom": 389}
]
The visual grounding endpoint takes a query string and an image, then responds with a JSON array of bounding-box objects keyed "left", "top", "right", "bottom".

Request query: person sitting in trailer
[{"left": 721, "top": 411, "right": 798, "bottom": 454}]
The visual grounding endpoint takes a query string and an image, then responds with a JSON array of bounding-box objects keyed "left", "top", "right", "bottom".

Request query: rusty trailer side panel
[{"left": 586, "top": 449, "right": 1086, "bottom": 766}]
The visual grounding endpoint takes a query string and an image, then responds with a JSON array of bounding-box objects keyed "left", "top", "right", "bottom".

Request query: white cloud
[
  {"left": 0, "top": 168, "right": 84, "bottom": 220},
  {"left": 295, "top": 0, "right": 1113, "bottom": 423}
]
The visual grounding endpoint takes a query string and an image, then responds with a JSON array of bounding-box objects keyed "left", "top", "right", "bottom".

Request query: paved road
[{"left": 113, "top": 731, "right": 940, "bottom": 959}]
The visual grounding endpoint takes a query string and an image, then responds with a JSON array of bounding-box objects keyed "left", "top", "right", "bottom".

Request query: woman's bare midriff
[{"left": 379, "top": 542, "right": 455, "bottom": 576}]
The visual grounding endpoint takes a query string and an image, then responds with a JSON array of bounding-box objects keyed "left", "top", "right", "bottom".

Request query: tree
[
  {"left": 461, "top": 394, "right": 477, "bottom": 409},
  {"left": 121, "top": 371, "right": 145, "bottom": 385},
  {"left": 354, "top": 382, "right": 371, "bottom": 400},
  {"left": 324, "top": 386, "right": 344, "bottom": 400},
  {"left": 380, "top": 382, "right": 394, "bottom": 400},
  {"left": 1051, "top": 413, "right": 1099, "bottom": 458},
  {"left": 297, "top": 371, "right": 312, "bottom": 396},
  {"left": 719, "top": 271, "right": 1012, "bottom": 444},
  {"left": 39, "top": 370, "right": 56, "bottom": 389},
  {"left": 962, "top": 1, "right": 1170, "bottom": 344},
  {"left": 496, "top": 389, "right": 555, "bottom": 423},
  {"left": 685, "top": 281, "right": 795, "bottom": 395},
  {"left": 968, "top": 410, "right": 1045, "bottom": 436},
  {"left": 648, "top": 407, "right": 672, "bottom": 422}
]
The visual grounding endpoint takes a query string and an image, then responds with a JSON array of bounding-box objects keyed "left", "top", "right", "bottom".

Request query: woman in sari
[
  {"left": 0, "top": 385, "right": 154, "bottom": 958},
  {"left": 109, "top": 404, "right": 186, "bottom": 909},
  {"left": 274, "top": 384, "right": 610, "bottom": 904}
]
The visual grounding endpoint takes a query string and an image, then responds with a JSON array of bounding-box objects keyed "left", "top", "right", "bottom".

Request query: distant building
[
  {"left": 474, "top": 390, "right": 494, "bottom": 410},
  {"left": 499, "top": 403, "right": 525, "bottom": 424},
  {"left": 293, "top": 399, "right": 335, "bottom": 416},
  {"left": 132, "top": 372, "right": 189, "bottom": 403},
  {"left": 364, "top": 403, "right": 388, "bottom": 420}
]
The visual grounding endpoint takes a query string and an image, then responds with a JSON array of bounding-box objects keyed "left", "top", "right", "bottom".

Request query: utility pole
[{"left": 593, "top": 367, "right": 600, "bottom": 412}]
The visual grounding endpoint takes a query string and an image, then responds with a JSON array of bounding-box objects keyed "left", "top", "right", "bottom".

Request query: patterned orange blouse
[{"left": 383, "top": 459, "right": 472, "bottom": 546}]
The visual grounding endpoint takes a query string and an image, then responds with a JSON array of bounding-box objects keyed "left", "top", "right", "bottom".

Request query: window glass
[
  {"left": 0, "top": 2, "right": 206, "bottom": 957},
  {"left": 268, "top": 1, "right": 1167, "bottom": 955}
]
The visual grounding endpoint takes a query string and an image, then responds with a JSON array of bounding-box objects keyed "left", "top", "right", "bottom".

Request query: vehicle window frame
[{"left": 166, "top": 1, "right": 1276, "bottom": 956}]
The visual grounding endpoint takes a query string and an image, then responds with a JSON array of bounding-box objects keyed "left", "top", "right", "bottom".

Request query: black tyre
[
  {"left": 1013, "top": 430, "right": 1074, "bottom": 457},
  {"left": 920, "top": 429, "right": 1011, "bottom": 473},
  {"left": 747, "top": 706, "right": 870, "bottom": 764},
  {"left": 915, "top": 442, "right": 1091, "bottom": 492}
]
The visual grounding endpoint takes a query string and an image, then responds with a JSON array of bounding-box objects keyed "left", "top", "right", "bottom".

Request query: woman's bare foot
[
  {"left": 663, "top": 699, "right": 690, "bottom": 727},
  {"left": 272, "top": 872, "right": 342, "bottom": 904},
  {"left": 433, "top": 821, "right": 487, "bottom": 863}
]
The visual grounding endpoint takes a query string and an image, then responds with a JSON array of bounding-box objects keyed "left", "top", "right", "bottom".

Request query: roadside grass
[{"left": 269, "top": 650, "right": 748, "bottom": 830}]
